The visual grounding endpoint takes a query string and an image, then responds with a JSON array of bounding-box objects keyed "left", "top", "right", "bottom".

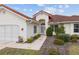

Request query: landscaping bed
[
  {"left": 1, "top": 36, "right": 79, "bottom": 55},
  {"left": 68, "top": 44, "right": 79, "bottom": 55},
  {"left": 25, "top": 34, "right": 41, "bottom": 43}
]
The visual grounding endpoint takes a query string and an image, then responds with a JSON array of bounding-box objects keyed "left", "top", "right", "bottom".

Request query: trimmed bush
[
  {"left": 54, "top": 39, "right": 64, "bottom": 45},
  {"left": 33, "top": 34, "right": 41, "bottom": 40},
  {"left": 55, "top": 25, "right": 65, "bottom": 35},
  {"left": 46, "top": 26, "right": 53, "bottom": 36},
  {"left": 25, "top": 34, "right": 41, "bottom": 43},
  {"left": 18, "top": 36, "right": 23, "bottom": 43},
  {"left": 71, "top": 34, "right": 79, "bottom": 39},
  {"left": 48, "top": 48, "right": 60, "bottom": 55},
  {"left": 26, "top": 37, "right": 33, "bottom": 43},
  {"left": 56, "top": 34, "right": 71, "bottom": 42},
  {"left": 71, "top": 38, "right": 78, "bottom": 42},
  {"left": 58, "top": 25, "right": 65, "bottom": 34}
]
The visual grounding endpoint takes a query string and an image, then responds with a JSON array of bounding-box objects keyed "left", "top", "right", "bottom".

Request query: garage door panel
[{"left": 0, "top": 25, "right": 19, "bottom": 42}]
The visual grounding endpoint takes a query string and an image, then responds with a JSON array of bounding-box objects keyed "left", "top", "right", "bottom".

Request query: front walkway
[{"left": 0, "top": 35, "right": 46, "bottom": 50}]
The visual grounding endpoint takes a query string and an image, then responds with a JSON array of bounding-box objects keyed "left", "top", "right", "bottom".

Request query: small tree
[
  {"left": 55, "top": 25, "right": 65, "bottom": 35},
  {"left": 59, "top": 25, "right": 65, "bottom": 34},
  {"left": 46, "top": 26, "right": 53, "bottom": 36}
]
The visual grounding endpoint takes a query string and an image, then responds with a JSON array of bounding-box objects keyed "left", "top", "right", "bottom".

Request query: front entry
[{"left": 41, "top": 24, "right": 45, "bottom": 34}]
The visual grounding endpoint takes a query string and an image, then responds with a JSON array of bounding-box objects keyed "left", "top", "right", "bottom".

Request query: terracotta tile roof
[
  {"left": 0, "top": 4, "right": 32, "bottom": 20},
  {"left": 33, "top": 10, "right": 79, "bottom": 23},
  {"left": 49, "top": 15, "right": 79, "bottom": 23}
]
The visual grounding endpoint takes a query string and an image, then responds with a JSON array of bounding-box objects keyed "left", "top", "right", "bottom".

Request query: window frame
[
  {"left": 34, "top": 25, "right": 37, "bottom": 34},
  {"left": 74, "top": 24, "right": 79, "bottom": 33}
]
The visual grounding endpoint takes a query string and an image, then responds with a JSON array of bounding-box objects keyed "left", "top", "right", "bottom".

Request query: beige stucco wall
[
  {"left": 64, "top": 23, "right": 72, "bottom": 35},
  {"left": 0, "top": 8, "right": 28, "bottom": 41},
  {"left": 64, "top": 23, "right": 79, "bottom": 35},
  {"left": 26, "top": 22, "right": 40, "bottom": 38},
  {"left": 35, "top": 13, "right": 49, "bottom": 34}
]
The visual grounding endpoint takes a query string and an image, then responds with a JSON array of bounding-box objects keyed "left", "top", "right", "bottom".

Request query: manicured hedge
[
  {"left": 54, "top": 39, "right": 64, "bottom": 45},
  {"left": 26, "top": 34, "right": 41, "bottom": 43},
  {"left": 71, "top": 38, "right": 78, "bottom": 42},
  {"left": 71, "top": 34, "right": 79, "bottom": 39},
  {"left": 46, "top": 26, "right": 53, "bottom": 36},
  {"left": 26, "top": 37, "right": 33, "bottom": 43},
  {"left": 33, "top": 34, "right": 41, "bottom": 40},
  {"left": 56, "top": 34, "right": 71, "bottom": 42},
  {"left": 17, "top": 36, "right": 23, "bottom": 43}
]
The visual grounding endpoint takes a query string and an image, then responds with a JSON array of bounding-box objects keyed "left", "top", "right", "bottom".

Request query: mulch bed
[{"left": 39, "top": 36, "right": 78, "bottom": 55}]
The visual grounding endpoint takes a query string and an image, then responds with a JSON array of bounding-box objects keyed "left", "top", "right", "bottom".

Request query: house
[{"left": 0, "top": 4, "right": 79, "bottom": 42}]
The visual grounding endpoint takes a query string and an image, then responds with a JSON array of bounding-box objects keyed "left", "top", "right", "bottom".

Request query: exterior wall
[
  {"left": 26, "top": 23, "right": 40, "bottom": 39},
  {"left": 0, "top": 9, "right": 28, "bottom": 41},
  {"left": 64, "top": 23, "right": 73, "bottom": 35},
  {"left": 64, "top": 23, "right": 79, "bottom": 35},
  {"left": 35, "top": 13, "right": 49, "bottom": 34},
  {"left": 70, "top": 23, "right": 79, "bottom": 35}
]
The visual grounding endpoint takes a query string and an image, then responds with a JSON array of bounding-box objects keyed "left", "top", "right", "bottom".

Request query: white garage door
[{"left": 0, "top": 25, "right": 19, "bottom": 42}]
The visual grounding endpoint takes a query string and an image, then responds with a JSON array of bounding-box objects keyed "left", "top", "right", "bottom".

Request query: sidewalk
[{"left": 5, "top": 35, "right": 47, "bottom": 50}]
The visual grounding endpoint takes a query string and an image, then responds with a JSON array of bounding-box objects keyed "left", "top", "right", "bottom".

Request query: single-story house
[{"left": 0, "top": 4, "right": 79, "bottom": 42}]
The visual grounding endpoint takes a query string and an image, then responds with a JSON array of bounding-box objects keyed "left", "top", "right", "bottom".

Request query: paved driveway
[
  {"left": 0, "top": 35, "right": 46, "bottom": 50},
  {"left": 0, "top": 41, "right": 12, "bottom": 50}
]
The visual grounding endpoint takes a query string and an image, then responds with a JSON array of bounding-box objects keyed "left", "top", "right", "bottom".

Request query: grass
[
  {"left": 68, "top": 44, "right": 79, "bottom": 55},
  {"left": 0, "top": 47, "right": 40, "bottom": 55}
]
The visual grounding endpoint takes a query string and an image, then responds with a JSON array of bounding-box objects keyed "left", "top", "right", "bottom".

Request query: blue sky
[{"left": 5, "top": 4, "right": 79, "bottom": 17}]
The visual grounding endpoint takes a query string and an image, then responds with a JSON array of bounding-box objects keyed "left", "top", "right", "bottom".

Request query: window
[
  {"left": 34, "top": 25, "right": 37, "bottom": 33},
  {"left": 74, "top": 24, "right": 79, "bottom": 32},
  {"left": 55, "top": 25, "right": 58, "bottom": 32}
]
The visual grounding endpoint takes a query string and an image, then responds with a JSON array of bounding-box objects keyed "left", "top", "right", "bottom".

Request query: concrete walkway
[{"left": 0, "top": 35, "right": 46, "bottom": 50}]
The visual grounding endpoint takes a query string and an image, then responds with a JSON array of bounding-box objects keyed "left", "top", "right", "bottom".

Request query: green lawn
[
  {"left": 0, "top": 47, "right": 40, "bottom": 55},
  {"left": 68, "top": 44, "right": 79, "bottom": 55}
]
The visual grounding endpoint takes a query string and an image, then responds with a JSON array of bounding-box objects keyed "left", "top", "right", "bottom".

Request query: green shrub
[
  {"left": 33, "top": 34, "right": 41, "bottom": 40},
  {"left": 26, "top": 37, "right": 34, "bottom": 43},
  {"left": 71, "top": 38, "right": 78, "bottom": 42},
  {"left": 56, "top": 34, "right": 71, "bottom": 42},
  {"left": 46, "top": 26, "right": 53, "bottom": 36},
  {"left": 54, "top": 39, "right": 64, "bottom": 45},
  {"left": 71, "top": 34, "right": 79, "bottom": 39},
  {"left": 55, "top": 25, "right": 65, "bottom": 35},
  {"left": 58, "top": 25, "right": 65, "bottom": 34},
  {"left": 25, "top": 34, "right": 41, "bottom": 43},
  {"left": 18, "top": 36, "right": 23, "bottom": 43},
  {"left": 48, "top": 48, "right": 60, "bottom": 55}
]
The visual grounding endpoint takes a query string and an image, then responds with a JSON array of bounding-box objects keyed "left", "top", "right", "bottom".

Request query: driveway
[
  {"left": 0, "top": 41, "right": 13, "bottom": 50},
  {"left": 0, "top": 35, "right": 46, "bottom": 50}
]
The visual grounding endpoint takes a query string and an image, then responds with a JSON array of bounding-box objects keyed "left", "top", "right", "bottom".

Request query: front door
[{"left": 41, "top": 24, "right": 45, "bottom": 34}]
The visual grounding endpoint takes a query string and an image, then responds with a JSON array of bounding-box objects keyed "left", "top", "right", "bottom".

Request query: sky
[{"left": 5, "top": 4, "right": 79, "bottom": 17}]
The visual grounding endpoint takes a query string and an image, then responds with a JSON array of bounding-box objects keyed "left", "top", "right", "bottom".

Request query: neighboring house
[{"left": 0, "top": 4, "right": 79, "bottom": 42}]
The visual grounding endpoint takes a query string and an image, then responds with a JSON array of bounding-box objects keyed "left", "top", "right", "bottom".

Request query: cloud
[
  {"left": 59, "top": 5, "right": 63, "bottom": 8},
  {"left": 58, "top": 4, "right": 70, "bottom": 9},
  {"left": 43, "top": 6, "right": 65, "bottom": 15},
  {"left": 64, "top": 5, "right": 70, "bottom": 8},
  {"left": 29, "top": 9, "right": 33, "bottom": 12},
  {"left": 44, "top": 7, "right": 57, "bottom": 14},
  {"left": 14, "top": 7, "right": 20, "bottom": 10},
  {"left": 58, "top": 9, "right": 64, "bottom": 13},
  {"left": 23, "top": 9, "right": 27, "bottom": 11},
  {"left": 37, "top": 4, "right": 45, "bottom": 7}
]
